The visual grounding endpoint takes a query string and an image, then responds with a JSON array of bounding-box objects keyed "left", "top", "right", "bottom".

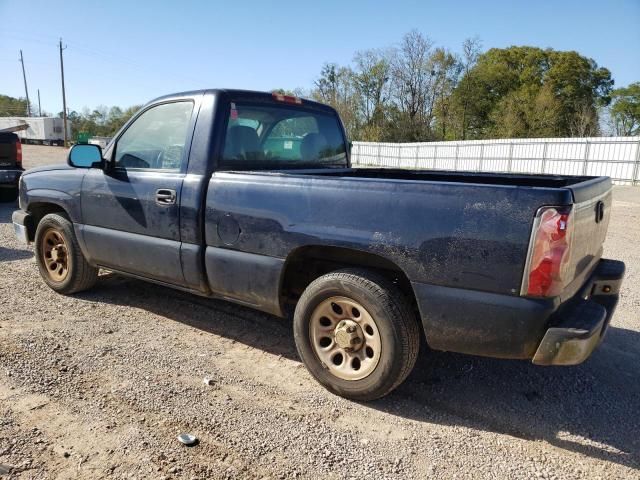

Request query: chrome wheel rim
[
  {"left": 41, "top": 228, "right": 69, "bottom": 282},
  {"left": 309, "top": 296, "right": 382, "bottom": 381}
]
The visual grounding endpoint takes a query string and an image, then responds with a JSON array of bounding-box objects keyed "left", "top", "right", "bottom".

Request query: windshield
[{"left": 221, "top": 102, "right": 348, "bottom": 169}]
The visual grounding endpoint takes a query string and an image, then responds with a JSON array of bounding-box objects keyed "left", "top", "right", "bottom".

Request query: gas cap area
[{"left": 217, "top": 214, "right": 241, "bottom": 245}]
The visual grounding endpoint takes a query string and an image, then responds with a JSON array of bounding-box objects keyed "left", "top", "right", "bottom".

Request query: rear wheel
[
  {"left": 34, "top": 213, "right": 98, "bottom": 294},
  {"left": 294, "top": 268, "right": 420, "bottom": 401}
]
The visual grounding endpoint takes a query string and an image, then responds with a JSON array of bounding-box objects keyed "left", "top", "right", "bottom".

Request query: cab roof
[{"left": 146, "top": 89, "right": 336, "bottom": 113}]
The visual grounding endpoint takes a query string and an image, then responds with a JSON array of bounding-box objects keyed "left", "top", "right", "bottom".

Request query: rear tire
[
  {"left": 34, "top": 213, "right": 98, "bottom": 294},
  {"left": 293, "top": 268, "right": 420, "bottom": 401},
  {"left": 0, "top": 187, "right": 18, "bottom": 203}
]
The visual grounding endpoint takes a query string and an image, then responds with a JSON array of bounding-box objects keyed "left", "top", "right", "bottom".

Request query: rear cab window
[{"left": 221, "top": 99, "right": 348, "bottom": 170}]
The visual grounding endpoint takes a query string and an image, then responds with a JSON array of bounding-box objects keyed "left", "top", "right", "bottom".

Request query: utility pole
[
  {"left": 59, "top": 39, "right": 68, "bottom": 146},
  {"left": 19, "top": 50, "right": 31, "bottom": 117},
  {"left": 37, "top": 89, "right": 42, "bottom": 116}
]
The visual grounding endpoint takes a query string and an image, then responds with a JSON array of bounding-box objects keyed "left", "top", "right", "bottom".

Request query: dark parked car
[
  {"left": 12, "top": 90, "right": 625, "bottom": 400},
  {"left": 0, "top": 132, "right": 23, "bottom": 202}
]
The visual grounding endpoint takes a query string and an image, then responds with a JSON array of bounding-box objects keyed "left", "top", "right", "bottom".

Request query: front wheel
[
  {"left": 293, "top": 268, "right": 420, "bottom": 401},
  {"left": 34, "top": 213, "right": 98, "bottom": 294}
]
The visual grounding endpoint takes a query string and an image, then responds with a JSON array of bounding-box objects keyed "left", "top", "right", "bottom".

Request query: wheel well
[
  {"left": 280, "top": 245, "right": 419, "bottom": 317},
  {"left": 26, "top": 203, "right": 68, "bottom": 240}
]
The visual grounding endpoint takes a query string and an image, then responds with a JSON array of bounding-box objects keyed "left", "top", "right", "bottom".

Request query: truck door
[{"left": 80, "top": 101, "right": 195, "bottom": 285}]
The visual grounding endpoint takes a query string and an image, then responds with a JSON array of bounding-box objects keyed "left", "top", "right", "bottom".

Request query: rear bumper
[
  {"left": 0, "top": 168, "right": 23, "bottom": 186},
  {"left": 532, "top": 259, "right": 624, "bottom": 365},
  {"left": 412, "top": 258, "right": 625, "bottom": 361}
]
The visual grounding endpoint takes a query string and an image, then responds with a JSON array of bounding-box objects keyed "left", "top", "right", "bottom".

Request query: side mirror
[{"left": 68, "top": 144, "right": 103, "bottom": 169}]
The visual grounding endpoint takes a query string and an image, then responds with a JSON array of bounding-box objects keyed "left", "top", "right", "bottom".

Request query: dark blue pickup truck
[{"left": 12, "top": 90, "right": 625, "bottom": 400}]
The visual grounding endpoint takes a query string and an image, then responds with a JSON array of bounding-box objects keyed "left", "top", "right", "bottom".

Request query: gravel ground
[{"left": 0, "top": 145, "right": 638, "bottom": 479}]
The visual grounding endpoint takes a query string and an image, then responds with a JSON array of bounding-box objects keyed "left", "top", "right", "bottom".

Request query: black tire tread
[{"left": 295, "top": 268, "right": 421, "bottom": 400}]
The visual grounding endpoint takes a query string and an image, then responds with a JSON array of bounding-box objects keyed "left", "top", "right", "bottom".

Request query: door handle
[{"left": 155, "top": 188, "right": 176, "bottom": 205}]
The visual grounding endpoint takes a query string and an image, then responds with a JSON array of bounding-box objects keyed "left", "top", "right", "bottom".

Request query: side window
[{"left": 114, "top": 101, "right": 193, "bottom": 170}]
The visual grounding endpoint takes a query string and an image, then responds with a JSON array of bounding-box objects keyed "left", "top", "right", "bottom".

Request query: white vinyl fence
[{"left": 351, "top": 137, "right": 640, "bottom": 185}]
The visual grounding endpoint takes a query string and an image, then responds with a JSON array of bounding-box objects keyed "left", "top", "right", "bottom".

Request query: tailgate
[
  {"left": 0, "top": 135, "right": 17, "bottom": 168},
  {"left": 564, "top": 177, "right": 612, "bottom": 296}
]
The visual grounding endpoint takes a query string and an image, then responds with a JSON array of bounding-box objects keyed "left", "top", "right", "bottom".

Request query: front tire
[
  {"left": 293, "top": 268, "right": 420, "bottom": 401},
  {"left": 34, "top": 213, "right": 98, "bottom": 294}
]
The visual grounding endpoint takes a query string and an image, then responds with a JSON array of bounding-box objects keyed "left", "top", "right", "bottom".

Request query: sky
[{"left": 1, "top": 0, "right": 639, "bottom": 115}]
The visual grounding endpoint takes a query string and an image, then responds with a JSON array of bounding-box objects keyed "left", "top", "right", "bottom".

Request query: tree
[
  {"left": 430, "top": 47, "right": 462, "bottom": 139},
  {"left": 306, "top": 33, "right": 617, "bottom": 142},
  {"left": 312, "top": 63, "right": 360, "bottom": 138},
  {"left": 59, "top": 104, "right": 142, "bottom": 138},
  {"left": 457, "top": 37, "right": 482, "bottom": 139},
  {"left": 389, "top": 30, "right": 437, "bottom": 141},
  {"left": 607, "top": 82, "right": 640, "bottom": 136},
  {"left": 0, "top": 94, "right": 29, "bottom": 117},
  {"left": 352, "top": 49, "right": 392, "bottom": 141},
  {"left": 450, "top": 46, "right": 613, "bottom": 138}
]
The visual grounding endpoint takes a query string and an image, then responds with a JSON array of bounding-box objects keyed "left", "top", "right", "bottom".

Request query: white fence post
[
  {"left": 541, "top": 142, "right": 548, "bottom": 174},
  {"left": 582, "top": 140, "right": 591, "bottom": 175},
  {"left": 507, "top": 142, "right": 514, "bottom": 173},
  {"left": 414, "top": 144, "right": 419, "bottom": 168},
  {"left": 633, "top": 139, "right": 640, "bottom": 185},
  {"left": 478, "top": 144, "right": 484, "bottom": 172},
  {"left": 454, "top": 144, "right": 459, "bottom": 171}
]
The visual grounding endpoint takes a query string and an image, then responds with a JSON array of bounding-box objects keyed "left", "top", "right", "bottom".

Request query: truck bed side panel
[{"left": 204, "top": 172, "right": 573, "bottom": 302}]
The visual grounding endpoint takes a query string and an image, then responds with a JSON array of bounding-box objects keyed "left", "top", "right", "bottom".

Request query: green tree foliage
[
  {"left": 0, "top": 94, "right": 29, "bottom": 117},
  {"left": 352, "top": 49, "right": 392, "bottom": 141},
  {"left": 449, "top": 47, "right": 613, "bottom": 138},
  {"left": 309, "top": 35, "right": 618, "bottom": 141},
  {"left": 607, "top": 82, "right": 640, "bottom": 136},
  {"left": 312, "top": 63, "right": 361, "bottom": 138},
  {"left": 61, "top": 104, "right": 142, "bottom": 138}
]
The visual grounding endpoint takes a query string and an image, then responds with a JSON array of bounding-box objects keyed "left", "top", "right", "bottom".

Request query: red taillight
[
  {"left": 524, "top": 207, "right": 573, "bottom": 297},
  {"left": 272, "top": 92, "right": 303, "bottom": 105},
  {"left": 15, "top": 139, "right": 22, "bottom": 167}
]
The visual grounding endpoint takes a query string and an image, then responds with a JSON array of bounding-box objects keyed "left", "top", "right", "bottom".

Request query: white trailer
[{"left": 0, "top": 117, "right": 72, "bottom": 146}]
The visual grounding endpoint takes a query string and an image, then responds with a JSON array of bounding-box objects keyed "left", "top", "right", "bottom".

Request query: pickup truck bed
[{"left": 11, "top": 89, "right": 625, "bottom": 400}]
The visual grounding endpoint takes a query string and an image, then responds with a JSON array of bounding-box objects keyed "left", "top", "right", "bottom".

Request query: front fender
[
  {"left": 26, "top": 189, "right": 81, "bottom": 223},
  {"left": 22, "top": 167, "right": 86, "bottom": 223}
]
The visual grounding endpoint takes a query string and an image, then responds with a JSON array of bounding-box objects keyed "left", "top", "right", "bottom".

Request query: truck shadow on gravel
[
  {"left": 77, "top": 273, "right": 639, "bottom": 471},
  {"left": 0, "top": 246, "right": 33, "bottom": 262}
]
